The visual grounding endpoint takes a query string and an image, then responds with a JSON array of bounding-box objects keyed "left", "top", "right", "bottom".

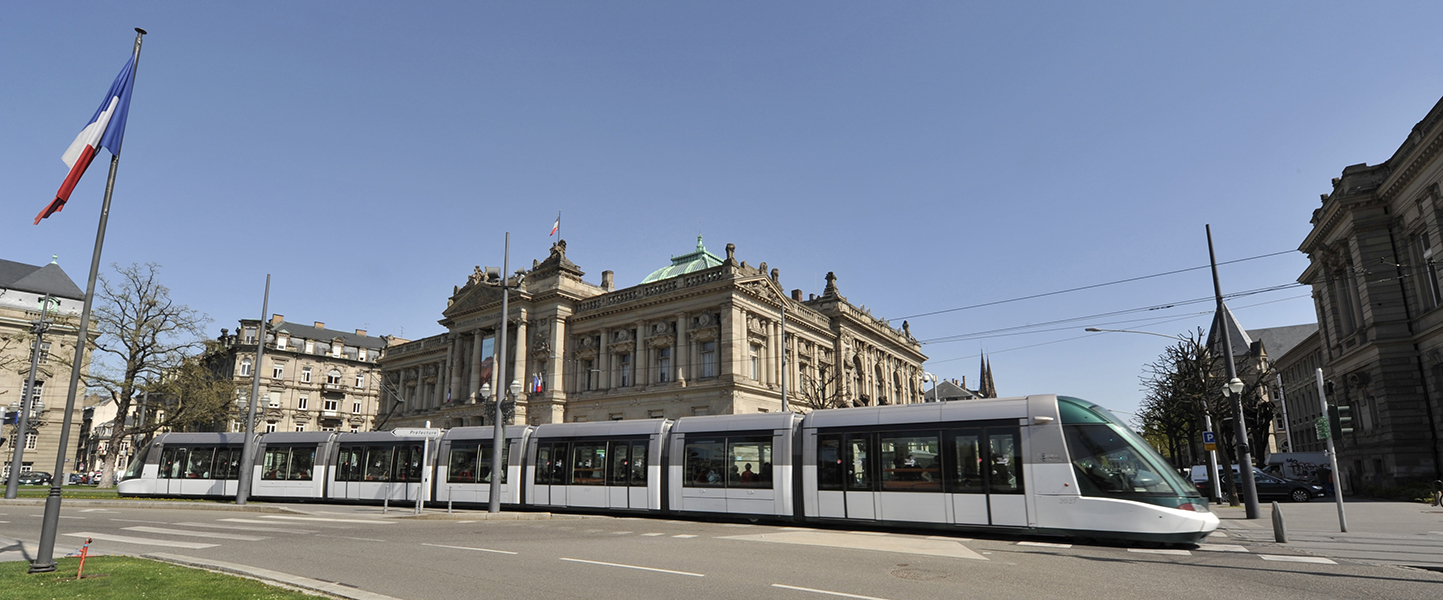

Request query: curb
[
  {"left": 392, "top": 510, "right": 583, "bottom": 521},
  {"left": 0, "top": 498, "right": 302, "bottom": 513},
  {"left": 143, "top": 552, "right": 404, "bottom": 600}
]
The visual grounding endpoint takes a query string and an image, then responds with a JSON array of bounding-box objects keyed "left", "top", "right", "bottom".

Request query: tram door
[
  {"left": 532, "top": 442, "right": 569, "bottom": 506},
  {"left": 949, "top": 427, "right": 1027, "bottom": 527},
  {"left": 844, "top": 435, "right": 876, "bottom": 519}
]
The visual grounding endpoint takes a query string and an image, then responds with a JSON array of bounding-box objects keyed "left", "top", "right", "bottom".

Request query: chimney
[
  {"left": 355, "top": 329, "right": 367, "bottom": 337},
  {"left": 601, "top": 270, "right": 614, "bottom": 292},
  {"left": 314, "top": 321, "right": 325, "bottom": 329},
  {"left": 270, "top": 314, "right": 284, "bottom": 326},
  {"left": 791, "top": 289, "right": 802, "bottom": 301}
]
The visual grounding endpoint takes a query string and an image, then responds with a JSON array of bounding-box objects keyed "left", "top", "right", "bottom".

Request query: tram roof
[
  {"left": 670, "top": 411, "right": 802, "bottom": 433},
  {"left": 153, "top": 432, "right": 248, "bottom": 445},
  {"left": 532, "top": 419, "right": 670, "bottom": 439},
  {"left": 443, "top": 425, "right": 533, "bottom": 441},
  {"left": 802, "top": 395, "right": 1035, "bottom": 428}
]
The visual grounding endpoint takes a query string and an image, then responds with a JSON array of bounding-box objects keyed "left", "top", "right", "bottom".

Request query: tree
[
  {"left": 87, "top": 263, "right": 212, "bottom": 488},
  {"left": 794, "top": 366, "right": 845, "bottom": 411}
]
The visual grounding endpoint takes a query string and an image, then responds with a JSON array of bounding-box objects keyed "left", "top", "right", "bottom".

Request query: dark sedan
[
  {"left": 16, "top": 471, "right": 51, "bottom": 486},
  {"left": 1232, "top": 470, "right": 1325, "bottom": 502}
]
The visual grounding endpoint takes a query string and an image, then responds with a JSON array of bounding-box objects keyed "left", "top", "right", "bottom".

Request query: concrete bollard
[{"left": 1272, "top": 501, "right": 1287, "bottom": 543}]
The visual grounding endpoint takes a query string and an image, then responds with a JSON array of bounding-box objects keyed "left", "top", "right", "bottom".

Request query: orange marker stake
[{"left": 75, "top": 538, "right": 91, "bottom": 580}]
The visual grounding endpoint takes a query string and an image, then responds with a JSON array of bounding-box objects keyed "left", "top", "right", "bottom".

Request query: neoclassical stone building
[
  {"left": 383, "top": 238, "right": 926, "bottom": 427},
  {"left": 1299, "top": 94, "right": 1443, "bottom": 488}
]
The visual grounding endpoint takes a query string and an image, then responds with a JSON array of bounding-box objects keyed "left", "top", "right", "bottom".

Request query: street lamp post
[
  {"left": 5, "top": 294, "right": 55, "bottom": 499},
  {"left": 1084, "top": 327, "right": 1223, "bottom": 502},
  {"left": 1207, "top": 225, "right": 1260, "bottom": 519},
  {"left": 482, "top": 232, "right": 526, "bottom": 514}
]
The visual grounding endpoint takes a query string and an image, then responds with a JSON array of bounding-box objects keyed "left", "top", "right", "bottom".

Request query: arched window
[
  {"left": 239, "top": 358, "right": 252, "bottom": 377},
  {"left": 327, "top": 369, "right": 342, "bottom": 385}
]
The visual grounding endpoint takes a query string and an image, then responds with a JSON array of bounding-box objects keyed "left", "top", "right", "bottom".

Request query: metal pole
[
  {"left": 780, "top": 306, "right": 788, "bottom": 412},
  {"left": 1276, "top": 373, "right": 1293, "bottom": 452},
  {"left": 1315, "top": 367, "right": 1348, "bottom": 532},
  {"left": 6, "top": 294, "right": 53, "bottom": 499},
  {"left": 489, "top": 233, "right": 510, "bottom": 514},
  {"left": 132, "top": 390, "right": 147, "bottom": 473},
  {"left": 235, "top": 274, "right": 270, "bottom": 505},
  {"left": 1208, "top": 224, "right": 1260, "bottom": 519},
  {"left": 32, "top": 28, "right": 147, "bottom": 574}
]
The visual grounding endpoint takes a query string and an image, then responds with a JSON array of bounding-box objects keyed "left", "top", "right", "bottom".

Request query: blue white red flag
[
  {"left": 532, "top": 374, "right": 544, "bottom": 393},
  {"left": 36, "top": 55, "right": 137, "bottom": 224},
  {"left": 549, "top": 214, "right": 560, "bottom": 236}
]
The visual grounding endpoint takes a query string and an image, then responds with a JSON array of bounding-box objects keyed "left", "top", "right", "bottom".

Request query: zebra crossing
[{"left": 59, "top": 514, "right": 393, "bottom": 553}]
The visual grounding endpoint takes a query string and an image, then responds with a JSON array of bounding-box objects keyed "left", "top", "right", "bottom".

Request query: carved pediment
[
  {"left": 645, "top": 321, "right": 675, "bottom": 347},
  {"left": 688, "top": 327, "right": 720, "bottom": 343},
  {"left": 443, "top": 284, "right": 506, "bottom": 319},
  {"left": 610, "top": 340, "right": 636, "bottom": 354}
]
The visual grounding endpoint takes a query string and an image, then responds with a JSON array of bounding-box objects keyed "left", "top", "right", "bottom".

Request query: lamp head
[
  {"left": 509, "top": 379, "right": 523, "bottom": 397},
  {"left": 1228, "top": 378, "right": 1244, "bottom": 396},
  {"left": 479, "top": 382, "right": 491, "bottom": 401}
]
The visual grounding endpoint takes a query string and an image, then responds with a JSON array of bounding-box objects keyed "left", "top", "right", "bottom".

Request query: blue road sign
[{"left": 1202, "top": 431, "right": 1215, "bottom": 444}]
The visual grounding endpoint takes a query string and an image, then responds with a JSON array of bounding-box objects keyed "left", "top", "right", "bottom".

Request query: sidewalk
[{"left": 1210, "top": 498, "right": 1443, "bottom": 570}]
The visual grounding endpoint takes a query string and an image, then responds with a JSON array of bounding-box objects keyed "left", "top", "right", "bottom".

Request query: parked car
[
  {"left": 1190, "top": 465, "right": 1324, "bottom": 502},
  {"left": 16, "top": 471, "right": 51, "bottom": 486}
]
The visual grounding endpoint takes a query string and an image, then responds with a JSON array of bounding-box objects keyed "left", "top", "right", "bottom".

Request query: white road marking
[
  {"left": 1017, "top": 541, "right": 1072, "bottom": 548},
  {"left": 926, "top": 536, "right": 972, "bottom": 541},
  {"left": 32, "top": 515, "right": 84, "bottom": 519},
  {"left": 456, "top": 520, "right": 477, "bottom": 523},
  {"left": 641, "top": 533, "right": 666, "bottom": 537},
  {"left": 65, "top": 532, "right": 217, "bottom": 549},
  {"left": 611, "top": 531, "right": 633, "bottom": 535},
  {"left": 315, "top": 534, "right": 387, "bottom": 542},
  {"left": 672, "top": 534, "right": 697, "bottom": 538},
  {"left": 423, "top": 543, "right": 517, "bottom": 555},
  {"left": 79, "top": 509, "right": 118, "bottom": 513},
  {"left": 848, "top": 531, "right": 888, "bottom": 536},
  {"left": 1128, "top": 548, "right": 1192, "bottom": 556},
  {"left": 172, "top": 522, "right": 316, "bottom": 534},
  {"left": 122, "top": 526, "right": 269, "bottom": 541},
  {"left": 772, "top": 583, "right": 893, "bottom": 600},
  {"left": 109, "top": 519, "right": 169, "bottom": 524},
  {"left": 1208, "top": 531, "right": 1229, "bottom": 538},
  {"left": 1260, "top": 554, "right": 1336, "bottom": 564},
  {"left": 0, "top": 521, "right": 8, "bottom": 524},
  {"left": 1196, "top": 544, "right": 1248, "bottom": 553},
  {"left": 723, "top": 531, "right": 987, "bottom": 561},
  {"left": 560, "top": 557, "right": 704, "bottom": 577},
  {"left": 257, "top": 515, "right": 394, "bottom": 524}
]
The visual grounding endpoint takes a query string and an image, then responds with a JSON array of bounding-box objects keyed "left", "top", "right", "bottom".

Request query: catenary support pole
[
  {"left": 489, "top": 233, "right": 510, "bottom": 514},
  {"left": 236, "top": 274, "right": 270, "bottom": 506},
  {"left": 31, "top": 29, "right": 147, "bottom": 574},
  {"left": 1207, "top": 224, "right": 1260, "bottom": 519},
  {"left": 5, "top": 295, "right": 53, "bottom": 499},
  {"left": 780, "top": 306, "right": 788, "bottom": 412}
]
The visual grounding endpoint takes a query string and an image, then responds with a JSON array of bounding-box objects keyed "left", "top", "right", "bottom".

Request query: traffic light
[{"left": 1328, "top": 404, "right": 1355, "bottom": 440}]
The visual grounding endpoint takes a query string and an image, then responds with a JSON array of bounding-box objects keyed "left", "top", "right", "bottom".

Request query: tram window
[
  {"left": 609, "top": 442, "right": 630, "bottom": 486},
  {"left": 880, "top": 433, "right": 940, "bottom": 492},
  {"left": 684, "top": 437, "right": 726, "bottom": 487},
  {"left": 534, "top": 445, "right": 551, "bottom": 484},
  {"left": 185, "top": 447, "right": 215, "bottom": 479},
  {"left": 847, "top": 435, "right": 872, "bottom": 491},
  {"left": 549, "top": 443, "right": 570, "bottom": 484},
  {"left": 213, "top": 448, "right": 240, "bottom": 480},
  {"left": 817, "top": 435, "right": 844, "bottom": 490},
  {"left": 476, "top": 444, "right": 510, "bottom": 484},
  {"left": 572, "top": 442, "right": 606, "bottom": 485},
  {"left": 396, "top": 444, "right": 424, "bottom": 482},
  {"left": 987, "top": 430, "right": 1022, "bottom": 494},
  {"left": 948, "top": 431, "right": 985, "bottom": 494},
  {"left": 158, "top": 447, "right": 181, "bottom": 479},
  {"left": 449, "top": 446, "right": 478, "bottom": 483},
  {"left": 263, "top": 447, "right": 292, "bottom": 480},
  {"left": 364, "top": 446, "right": 394, "bottom": 481},
  {"left": 629, "top": 441, "right": 647, "bottom": 486},
  {"left": 728, "top": 437, "right": 772, "bottom": 488},
  {"left": 1064, "top": 423, "right": 1183, "bottom": 498},
  {"left": 288, "top": 448, "right": 316, "bottom": 481}
]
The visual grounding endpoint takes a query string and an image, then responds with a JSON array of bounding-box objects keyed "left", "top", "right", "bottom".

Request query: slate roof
[
  {"left": 923, "top": 380, "right": 978, "bottom": 401},
  {"left": 641, "top": 236, "right": 724, "bottom": 284},
  {"left": 0, "top": 258, "right": 84, "bottom": 300},
  {"left": 1246, "top": 323, "right": 1318, "bottom": 360},
  {"left": 273, "top": 321, "right": 388, "bottom": 350},
  {"left": 1207, "top": 305, "right": 1255, "bottom": 359}
]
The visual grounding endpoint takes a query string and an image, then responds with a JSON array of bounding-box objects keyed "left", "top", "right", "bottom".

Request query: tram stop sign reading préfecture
[{"left": 391, "top": 427, "right": 443, "bottom": 438}]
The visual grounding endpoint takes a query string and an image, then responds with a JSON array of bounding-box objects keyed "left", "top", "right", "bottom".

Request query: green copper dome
[{"left": 641, "top": 235, "right": 724, "bottom": 283}]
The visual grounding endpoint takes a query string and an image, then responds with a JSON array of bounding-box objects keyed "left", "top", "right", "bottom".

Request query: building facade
[
  {"left": 1247, "top": 324, "right": 1321, "bottom": 455},
  {"left": 1299, "top": 95, "right": 1443, "bottom": 488},
  {"left": 0, "top": 257, "right": 92, "bottom": 480},
  {"left": 382, "top": 238, "right": 927, "bottom": 427},
  {"left": 205, "top": 315, "right": 390, "bottom": 434}
]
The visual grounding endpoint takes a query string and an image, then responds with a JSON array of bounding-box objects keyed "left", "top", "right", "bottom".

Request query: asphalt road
[{"left": 2, "top": 501, "right": 1441, "bottom": 600}]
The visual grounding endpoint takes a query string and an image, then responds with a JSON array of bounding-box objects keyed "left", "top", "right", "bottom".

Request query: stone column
[
  {"left": 545, "top": 308, "right": 568, "bottom": 400},
  {"left": 599, "top": 328, "right": 611, "bottom": 389},
  {"left": 675, "top": 313, "right": 688, "bottom": 383},
  {"left": 469, "top": 329, "right": 484, "bottom": 402},
  {"left": 447, "top": 334, "right": 461, "bottom": 403},
  {"left": 767, "top": 320, "right": 779, "bottom": 387},
  {"left": 635, "top": 321, "right": 648, "bottom": 386},
  {"left": 721, "top": 302, "right": 744, "bottom": 381},
  {"left": 512, "top": 313, "right": 529, "bottom": 395}
]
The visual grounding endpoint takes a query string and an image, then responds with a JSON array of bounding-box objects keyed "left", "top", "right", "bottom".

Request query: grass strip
[
  {"left": 0, "top": 556, "right": 325, "bottom": 599},
  {"left": 9, "top": 487, "right": 121, "bottom": 500}
]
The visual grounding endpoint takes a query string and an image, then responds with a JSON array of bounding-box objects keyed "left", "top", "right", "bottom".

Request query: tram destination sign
[{"left": 392, "top": 427, "right": 443, "bottom": 438}]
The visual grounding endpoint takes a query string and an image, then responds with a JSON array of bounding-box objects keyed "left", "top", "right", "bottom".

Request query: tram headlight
[{"left": 1176, "top": 500, "right": 1210, "bottom": 513}]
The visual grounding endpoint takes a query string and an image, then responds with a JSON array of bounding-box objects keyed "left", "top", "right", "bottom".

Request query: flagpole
[{"left": 29, "top": 27, "right": 146, "bottom": 575}]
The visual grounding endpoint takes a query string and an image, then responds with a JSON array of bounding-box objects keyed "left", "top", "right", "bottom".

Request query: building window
[
  {"left": 25, "top": 381, "right": 43, "bottom": 407},
  {"left": 272, "top": 364, "right": 284, "bottom": 379},
  {"left": 657, "top": 348, "right": 671, "bottom": 383},
  {"left": 750, "top": 345, "right": 760, "bottom": 380},
  {"left": 297, "top": 396, "right": 308, "bottom": 410},
  {"left": 295, "top": 424, "right": 306, "bottom": 432},
  {"left": 350, "top": 427, "right": 359, "bottom": 433},
  {"left": 356, "top": 373, "right": 365, "bottom": 388},
  {"left": 619, "top": 353, "right": 632, "bottom": 387},
  {"left": 24, "top": 432, "right": 37, "bottom": 450},
  {"left": 582, "top": 359, "right": 596, "bottom": 391},
  {"left": 268, "top": 391, "right": 282, "bottom": 408},
  {"left": 1418, "top": 233, "right": 1442, "bottom": 310},
  {"left": 33, "top": 341, "right": 50, "bottom": 364},
  {"left": 701, "top": 341, "right": 717, "bottom": 378},
  {"left": 277, "top": 336, "right": 288, "bottom": 350},
  {"left": 265, "top": 423, "right": 277, "bottom": 433},
  {"left": 1331, "top": 269, "right": 1361, "bottom": 337},
  {"left": 301, "top": 367, "right": 312, "bottom": 383},
  {"left": 353, "top": 401, "right": 361, "bottom": 413},
  {"left": 324, "top": 399, "right": 338, "bottom": 411},
  {"left": 239, "top": 358, "right": 252, "bottom": 377},
  {"left": 244, "top": 327, "right": 257, "bottom": 344},
  {"left": 327, "top": 369, "right": 342, "bottom": 385},
  {"left": 305, "top": 341, "right": 315, "bottom": 354}
]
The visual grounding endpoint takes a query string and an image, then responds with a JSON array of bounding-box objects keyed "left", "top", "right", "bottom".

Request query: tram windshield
[
  {"left": 1058, "top": 396, "right": 1203, "bottom": 509},
  {"left": 120, "top": 442, "right": 152, "bottom": 482}
]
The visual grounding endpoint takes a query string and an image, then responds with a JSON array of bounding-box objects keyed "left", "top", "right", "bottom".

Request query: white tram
[{"left": 118, "top": 395, "right": 1217, "bottom": 544}]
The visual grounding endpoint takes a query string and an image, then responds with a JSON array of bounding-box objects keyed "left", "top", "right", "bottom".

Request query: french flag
[{"left": 35, "top": 55, "right": 137, "bottom": 225}]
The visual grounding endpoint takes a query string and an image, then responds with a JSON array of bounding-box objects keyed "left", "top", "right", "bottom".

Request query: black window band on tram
[
  {"left": 817, "top": 428, "right": 1021, "bottom": 495},
  {"left": 532, "top": 439, "right": 648, "bottom": 487},
  {"left": 1057, "top": 396, "right": 1203, "bottom": 509},
  {"left": 682, "top": 435, "right": 773, "bottom": 490}
]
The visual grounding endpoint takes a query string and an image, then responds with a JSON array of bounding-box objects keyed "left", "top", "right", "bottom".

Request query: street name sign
[{"left": 392, "top": 427, "right": 443, "bottom": 438}]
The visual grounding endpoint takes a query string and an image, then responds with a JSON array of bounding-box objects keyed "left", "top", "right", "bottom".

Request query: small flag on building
[
  {"left": 549, "top": 212, "right": 560, "bottom": 237},
  {"left": 36, "top": 54, "right": 138, "bottom": 224},
  {"left": 532, "top": 373, "right": 544, "bottom": 394}
]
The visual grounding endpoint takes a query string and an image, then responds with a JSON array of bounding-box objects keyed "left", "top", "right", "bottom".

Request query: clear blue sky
[{"left": 5, "top": 2, "right": 1442, "bottom": 419}]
